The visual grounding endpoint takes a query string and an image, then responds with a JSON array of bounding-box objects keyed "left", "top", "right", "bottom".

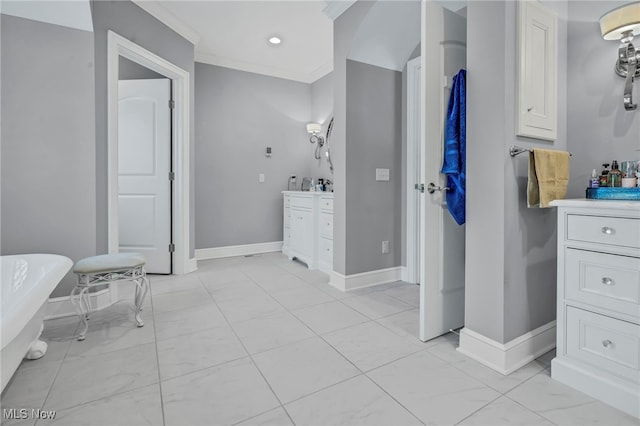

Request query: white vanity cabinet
[
  {"left": 282, "top": 191, "right": 333, "bottom": 273},
  {"left": 550, "top": 199, "right": 640, "bottom": 419}
]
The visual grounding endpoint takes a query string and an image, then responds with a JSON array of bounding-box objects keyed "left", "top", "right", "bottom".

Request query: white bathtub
[{"left": 1, "top": 254, "right": 72, "bottom": 393}]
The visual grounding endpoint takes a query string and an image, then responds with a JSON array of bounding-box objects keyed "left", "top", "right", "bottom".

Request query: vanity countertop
[
  {"left": 550, "top": 198, "right": 640, "bottom": 211},
  {"left": 282, "top": 191, "right": 333, "bottom": 196}
]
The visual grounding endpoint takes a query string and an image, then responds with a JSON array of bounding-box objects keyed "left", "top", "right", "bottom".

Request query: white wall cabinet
[
  {"left": 550, "top": 200, "right": 639, "bottom": 419},
  {"left": 282, "top": 191, "right": 333, "bottom": 273},
  {"left": 516, "top": 0, "right": 557, "bottom": 141}
]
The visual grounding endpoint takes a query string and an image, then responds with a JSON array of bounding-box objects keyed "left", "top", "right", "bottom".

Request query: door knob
[{"left": 427, "top": 183, "right": 450, "bottom": 194}]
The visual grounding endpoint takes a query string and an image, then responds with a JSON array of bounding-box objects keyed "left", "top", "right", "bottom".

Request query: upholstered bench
[{"left": 70, "top": 253, "right": 149, "bottom": 341}]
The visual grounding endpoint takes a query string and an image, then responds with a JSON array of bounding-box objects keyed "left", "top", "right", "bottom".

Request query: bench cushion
[{"left": 73, "top": 253, "right": 146, "bottom": 274}]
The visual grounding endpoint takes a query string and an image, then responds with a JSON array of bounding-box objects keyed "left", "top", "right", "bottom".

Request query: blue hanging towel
[{"left": 441, "top": 69, "right": 466, "bottom": 225}]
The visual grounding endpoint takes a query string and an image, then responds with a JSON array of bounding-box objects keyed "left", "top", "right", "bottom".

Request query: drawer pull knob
[
  {"left": 601, "top": 277, "right": 614, "bottom": 286},
  {"left": 602, "top": 339, "right": 614, "bottom": 348},
  {"left": 601, "top": 227, "right": 614, "bottom": 235}
]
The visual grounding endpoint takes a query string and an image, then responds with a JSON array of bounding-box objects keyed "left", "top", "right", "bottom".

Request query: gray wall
[
  {"left": 1, "top": 14, "right": 96, "bottom": 297},
  {"left": 345, "top": 60, "right": 402, "bottom": 274},
  {"left": 333, "top": 1, "right": 377, "bottom": 275},
  {"left": 119, "top": 56, "right": 165, "bottom": 80},
  {"left": 194, "top": 63, "right": 331, "bottom": 249},
  {"left": 91, "top": 0, "right": 196, "bottom": 257},
  {"left": 465, "top": 0, "right": 568, "bottom": 343},
  {"left": 566, "top": 1, "right": 640, "bottom": 198}
]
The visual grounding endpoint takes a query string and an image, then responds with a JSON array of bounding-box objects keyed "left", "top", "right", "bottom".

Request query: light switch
[
  {"left": 259, "top": 173, "right": 265, "bottom": 183},
  {"left": 376, "top": 168, "right": 390, "bottom": 181}
]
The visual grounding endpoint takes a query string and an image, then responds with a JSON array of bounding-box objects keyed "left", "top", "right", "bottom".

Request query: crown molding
[
  {"left": 132, "top": 0, "right": 200, "bottom": 45},
  {"left": 196, "top": 50, "right": 332, "bottom": 84}
]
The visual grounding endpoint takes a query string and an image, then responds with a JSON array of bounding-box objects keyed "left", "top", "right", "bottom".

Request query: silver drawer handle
[
  {"left": 602, "top": 339, "right": 614, "bottom": 348},
  {"left": 601, "top": 277, "right": 614, "bottom": 286},
  {"left": 601, "top": 227, "right": 614, "bottom": 235}
]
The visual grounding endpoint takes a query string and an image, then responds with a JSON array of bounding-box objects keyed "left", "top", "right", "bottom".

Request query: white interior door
[
  {"left": 118, "top": 79, "right": 172, "bottom": 274},
  {"left": 420, "top": 2, "right": 467, "bottom": 341}
]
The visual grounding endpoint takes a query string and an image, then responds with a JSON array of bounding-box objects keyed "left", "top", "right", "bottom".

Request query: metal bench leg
[
  {"left": 133, "top": 274, "right": 149, "bottom": 327},
  {"left": 70, "top": 284, "right": 90, "bottom": 341}
]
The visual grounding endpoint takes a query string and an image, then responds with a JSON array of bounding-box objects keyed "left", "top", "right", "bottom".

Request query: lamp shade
[
  {"left": 600, "top": 2, "right": 640, "bottom": 40},
  {"left": 306, "top": 123, "right": 322, "bottom": 134}
]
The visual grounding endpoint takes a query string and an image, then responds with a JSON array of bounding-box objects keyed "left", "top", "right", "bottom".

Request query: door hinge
[
  {"left": 169, "top": 100, "right": 175, "bottom": 109},
  {"left": 169, "top": 243, "right": 175, "bottom": 253},
  {"left": 169, "top": 171, "right": 175, "bottom": 181}
]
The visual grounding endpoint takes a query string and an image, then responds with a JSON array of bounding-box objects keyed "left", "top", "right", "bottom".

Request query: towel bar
[{"left": 510, "top": 145, "right": 573, "bottom": 157}]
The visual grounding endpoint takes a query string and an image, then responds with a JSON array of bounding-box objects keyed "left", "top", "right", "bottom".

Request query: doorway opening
[{"left": 107, "top": 30, "right": 192, "bottom": 276}]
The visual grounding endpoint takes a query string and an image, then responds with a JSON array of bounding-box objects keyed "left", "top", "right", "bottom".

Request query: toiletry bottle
[
  {"left": 599, "top": 163, "right": 610, "bottom": 187},
  {"left": 609, "top": 160, "right": 622, "bottom": 187},
  {"left": 590, "top": 169, "right": 600, "bottom": 188}
]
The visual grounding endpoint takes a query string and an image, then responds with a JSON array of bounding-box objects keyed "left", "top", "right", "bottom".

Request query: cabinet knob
[
  {"left": 527, "top": 106, "right": 534, "bottom": 112},
  {"left": 601, "top": 227, "right": 614, "bottom": 235},
  {"left": 602, "top": 339, "right": 613, "bottom": 348},
  {"left": 601, "top": 277, "right": 614, "bottom": 286}
]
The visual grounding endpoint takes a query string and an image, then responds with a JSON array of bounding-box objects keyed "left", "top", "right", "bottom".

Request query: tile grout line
[
  {"left": 31, "top": 317, "right": 80, "bottom": 424},
  {"left": 242, "top": 255, "right": 436, "bottom": 424},
  {"left": 195, "top": 273, "right": 296, "bottom": 426},
  {"left": 147, "top": 277, "right": 168, "bottom": 426}
]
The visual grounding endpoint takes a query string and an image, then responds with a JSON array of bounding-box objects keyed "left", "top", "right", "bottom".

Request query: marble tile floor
[{"left": 2, "top": 253, "right": 638, "bottom": 426}]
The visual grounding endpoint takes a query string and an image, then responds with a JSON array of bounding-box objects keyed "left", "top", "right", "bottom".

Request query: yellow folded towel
[{"left": 527, "top": 148, "right": 570, "bottom": 208}]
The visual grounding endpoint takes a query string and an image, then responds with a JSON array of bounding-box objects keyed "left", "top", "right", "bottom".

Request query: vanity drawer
[
  {"left": 320, "top": 196, "right": 334, "bottom": 212},
  {"left": 319, "top": 236, "right": 333, "bottom": 263},
  {"left": 566, "top": 248, "right": 640, "bottom": 319},
  {"left": 284, "top": 195, "right": 291, "bottom": 207},
  {"left": 291, "top": 195, "right": 313, "bottom": 209},
  {"left": 567, "top": 214, "right": 640, "bottom": 250},
  {"left": 320, "top": 213, "right": 333, "bottom": 238},
  {"left": 565, "top": 306, "right": 640, "bottom": 382}
]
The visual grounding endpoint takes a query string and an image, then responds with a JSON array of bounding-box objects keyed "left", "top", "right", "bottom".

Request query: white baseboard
[
  {"left": 552, "top": 357, "right": 640, "bottom": 419},
  {"left": 458, "top": 321, "right": 556, "bottom": 375},
  {"left": 45, "top": 286, "right": 119, "bottom": 320},
  {"left": 329, "top": 266, "right": 404, "bottom": 292},
  {"left": 400, "top": 266, "right": 409, "bottom": 282},
  {"left": 195, "top": 241, "right": 283, "bottom": 261},
  {"left": 185, "top": 257, "right": 198, "bottom": 274}
]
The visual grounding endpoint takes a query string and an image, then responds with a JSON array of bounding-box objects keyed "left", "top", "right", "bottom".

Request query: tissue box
[{"left": 586, "top": 187, "right": 640, "bottom": 200}]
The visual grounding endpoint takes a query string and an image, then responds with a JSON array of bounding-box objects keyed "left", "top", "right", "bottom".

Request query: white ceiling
[
  {"left": 137, "top": 0, "right": 334, "bottom": 84},
  {"left": 0, "top": 0, "right": 473, "bottom": 84},
  {"left": 347, "top": 0, "right": 421, "bottom": 72}
]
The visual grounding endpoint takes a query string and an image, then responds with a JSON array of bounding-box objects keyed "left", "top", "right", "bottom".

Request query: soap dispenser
[{"left": 609, "top": 160, "right": 622, "bottom": 187}]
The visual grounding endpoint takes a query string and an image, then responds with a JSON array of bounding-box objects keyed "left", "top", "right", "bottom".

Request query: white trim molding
[
  {"left": 457, "top": 321, "right": 557, "bottom": 375},
  {"left": 186, "top": 258, "right": 198, "bottom": 274},
  {"left": 405, "top": 56, "right": 421, "bottom": 285},
  {"left": 107, "top": 30, "right": 191, "bottom": 276},
  {"left": 131, "top": 0, "right": 200, "bottom": 45},
  {"left": 329, "top": 266, "right": 404, "bottom": 292},
  {"left": 195, "top": 242, "right": 283, "bottom": 261}
]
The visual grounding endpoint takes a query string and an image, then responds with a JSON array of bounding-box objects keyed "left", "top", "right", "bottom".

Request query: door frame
[
  {"left": 405, "top": 56, "right": 421, "bottom": 285},
  {"left": 107, "top": 30, "right": 192, "bottom": 275}
]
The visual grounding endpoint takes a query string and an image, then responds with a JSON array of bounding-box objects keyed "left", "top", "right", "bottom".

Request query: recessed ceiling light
[{"left": 268, "top": 36, "right": 282, "bottom": 45}]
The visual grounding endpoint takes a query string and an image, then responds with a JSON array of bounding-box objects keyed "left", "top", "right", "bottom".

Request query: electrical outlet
[
  {"left": 259, "top": 173, "right": 265, "bottom": 183},
  {"left": 382, "top": 240, "right": 389, "bottom": 254}
]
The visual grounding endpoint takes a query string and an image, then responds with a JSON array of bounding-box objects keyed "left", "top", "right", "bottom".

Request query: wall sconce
[
  {"left": 307, "top": 123, "right": 325, "bottom": 159},
  {"left": 600, "top": 2, "right": 640, "bottom": 110}
]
